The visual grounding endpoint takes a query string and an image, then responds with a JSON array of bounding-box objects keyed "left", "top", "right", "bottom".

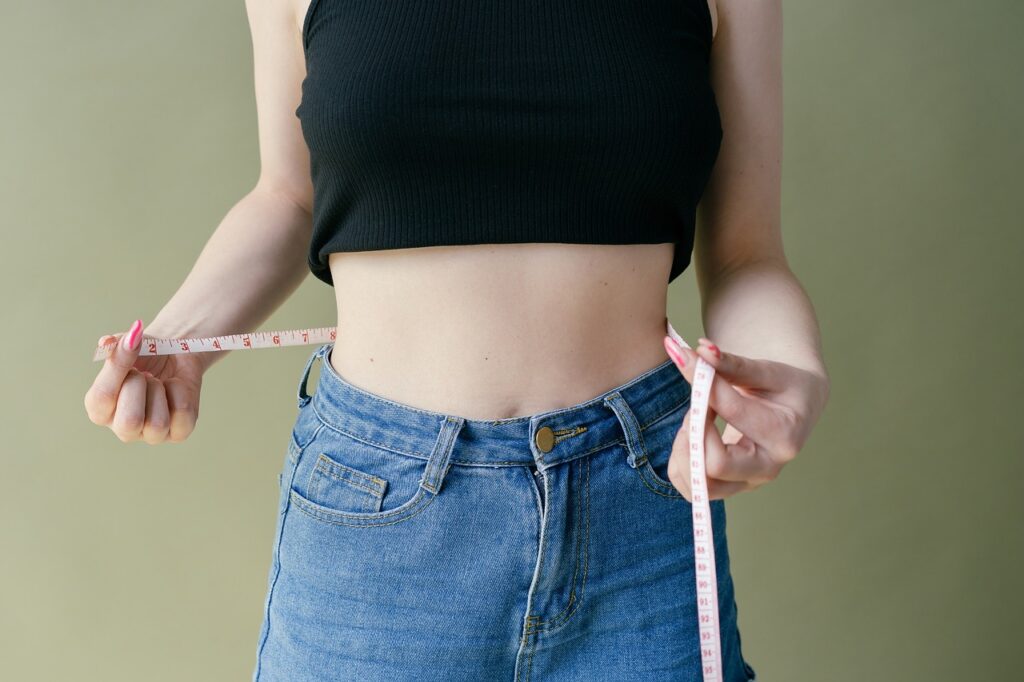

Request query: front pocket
[
  {"left": 289, "top": 485, "right": 434, "bottom": 528},
  {"left": 307, "top": 452, "right": 387, "bottom": 514},
  {"left": 633, "top": 400, "right": 689, "bottom": 500},
  {"left": 636, "top": 452, "right": 684, "bottom": 498},
  {"left": 287, "top": 422, "right": 439, "bottom": 527}
]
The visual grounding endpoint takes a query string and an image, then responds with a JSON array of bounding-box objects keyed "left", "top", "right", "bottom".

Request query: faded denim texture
[{"left": 252, "top": 343, "right": 757, "bottom": 681}]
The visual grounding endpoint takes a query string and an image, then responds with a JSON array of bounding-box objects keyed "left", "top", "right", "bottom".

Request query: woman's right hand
[{"left": 83, "top": 319, "right": 207, "bottom": 444}]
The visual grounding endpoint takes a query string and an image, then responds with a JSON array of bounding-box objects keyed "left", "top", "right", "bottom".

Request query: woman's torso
[
  {"left": 293, "top": 0, "right": 716, "bottom": 420},
  {"left": 326, "top": 243, "right": 675, "bottom": 421}
]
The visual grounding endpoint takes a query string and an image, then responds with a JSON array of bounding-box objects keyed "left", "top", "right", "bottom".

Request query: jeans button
[{"left": 535, "top": 426, "right": 555, "bottom": 453}]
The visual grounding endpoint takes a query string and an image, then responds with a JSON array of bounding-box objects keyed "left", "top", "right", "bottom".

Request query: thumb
[
  {"left": 663, "top": 335, "right": 696, "bottom": 385},
  {"left": 109, "top": 319, "right": 145, "bottom": 369}
]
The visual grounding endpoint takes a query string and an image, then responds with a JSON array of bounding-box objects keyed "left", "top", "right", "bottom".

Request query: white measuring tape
[
  {"left": 666, "top": 320, "right": 723, "bottom": 682},
  {"left": 91, "top": 319, "right": 723, "bottom": 681},
  {"left": 91, "top": 327, "right": 339, "bottom": 362}
]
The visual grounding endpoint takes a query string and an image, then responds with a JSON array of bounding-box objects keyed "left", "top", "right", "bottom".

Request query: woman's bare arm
[
  {"left": 84, "top": 0, "right": 311, "bottom": 443},
  {"left": 695, "top": 0, "right": 828, "bottom": 385},
  {"left": 145, "top": 0, "right": 314, "bottom": 373},
  {"left": 659, "top": 0, "right": 830, "bottom": 500}
]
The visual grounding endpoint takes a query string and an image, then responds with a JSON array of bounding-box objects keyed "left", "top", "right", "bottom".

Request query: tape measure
[
  {"left": 90, "top": 319, "right": 724, "bottom": 681},
  {"left": 666, "top": 320, "right": 723, "bottom": 682},
  {"left": 91, "top": 327, "right": 338, "bottom": 362}
]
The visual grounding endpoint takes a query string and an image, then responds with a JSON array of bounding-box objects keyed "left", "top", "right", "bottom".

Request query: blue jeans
[{"left": 253, "top": 343, "right": 757, "bottom": 681}]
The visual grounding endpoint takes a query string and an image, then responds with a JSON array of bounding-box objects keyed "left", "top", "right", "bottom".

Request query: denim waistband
[{"left": 295, "top": 342, "right": 691, "bottom": 471}]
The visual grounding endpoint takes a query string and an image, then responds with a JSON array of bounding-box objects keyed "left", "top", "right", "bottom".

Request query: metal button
[{"left": 535, "top": 426, "right": 555, "bottom": 453}]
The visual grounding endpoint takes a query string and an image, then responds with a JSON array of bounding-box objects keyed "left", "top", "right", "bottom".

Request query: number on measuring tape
[
  {"left": 666, "top": 319, "right": 723, "bottom": 682},
  {"left": 90, "top": 326, "right": 339, "bottom": 362}
]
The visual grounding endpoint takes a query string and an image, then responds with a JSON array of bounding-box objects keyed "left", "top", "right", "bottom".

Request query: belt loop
[
  {"left": 420, "top": 415, "right": 464, "bottom": 495},
  {"left": 603, "top": 392, "right": 648, "bottom": 469},
  {"left": 296, "top": 343, "right": 330, "bottom": 409}
]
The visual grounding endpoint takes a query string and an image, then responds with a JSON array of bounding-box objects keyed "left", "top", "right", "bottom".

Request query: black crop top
[{"left": 296, "top": 0, "right": 722, "bottom": 287}]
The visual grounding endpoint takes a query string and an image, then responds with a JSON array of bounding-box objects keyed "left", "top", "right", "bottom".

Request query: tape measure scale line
[
  {"left": 91, "top": 326, "right": 338, "bottom": 362},
  {"left": 90, "top": 319, "right": 724, "bottom": 682},
  {"left": 666, "top": 319, "right": 723, "bottom": 682}
]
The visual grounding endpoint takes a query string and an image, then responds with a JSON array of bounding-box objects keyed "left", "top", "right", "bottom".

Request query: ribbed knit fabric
[{"left": 296, "top": 0, "right": 722, "bottom": 287}]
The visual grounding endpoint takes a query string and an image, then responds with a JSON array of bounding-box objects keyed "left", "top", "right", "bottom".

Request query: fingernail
[
  {"left": 123, "top": 319, "right": 143, "bottom": 351},
  {"left": 663, "top": 336, "right": 686, "bottom": 368},
  {"left": 698, "top": 338, "right": 720, "bottom": 358}
]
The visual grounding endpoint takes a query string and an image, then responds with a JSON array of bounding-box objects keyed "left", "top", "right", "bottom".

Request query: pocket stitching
[
  {"left": 289, "top": 486, "right": 434, "bottom": 527},
  {"left": 314, "top": 452, "right": 387, "bottom": 497},
  {"left": 634, "top": 399, "right": 689, "bottom": 499},
  {"left": 636, "top": 460, "right": 685, "bottom": 499},
  {"left": 307, "top": 454, "right": 385, "bottom": 514}
]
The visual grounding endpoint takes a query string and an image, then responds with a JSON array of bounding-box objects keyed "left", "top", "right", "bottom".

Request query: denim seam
[
  {"left": 528, "top": 456, "right": 591, "bottom": 634},
  {"left": 314, "top": 453, "right": 387, "bottom": 496},
  {"left": 254, "top": 419, "right": 326, "bottom": 679},
  {"left": 516, "top": 630, "right": 537, "bottom": 682},
  {"left": 637, "top": 395, "right": 690, "bottom": 433},
  {"left": 305, "top": 459, "right": 385, "bottom": 514},
  {"left": 293, "top": 410, "right": 326, "bottom": 453},
  {"left": 310, "top": 405, "right": 429, "bottom": 461},
  {"left": 551, "top": 425, "right": 587, "bottom": 445},
  {"left": 525, "top": 460, "right": 581, "bottom": 629},
  {"left": 544, "top": 456, "right": 590, "bottom": 632},
  {"left": 517, "top": 465, "right": 550, "bottom": 680},
  {"left": 636, "top": 463, "right": 686, "bottom": 499},
  {"left": 289, "top": 488, "right": 434, "bottom": 527},
  {"left": 527, "top": 461, "right": 582, "bottom": 629},
  {"left": 526, "top": 632, "right": 537, "bottom": 682},
  {"left": 308, "top": 394, "right": 687, "bottom": 468}
]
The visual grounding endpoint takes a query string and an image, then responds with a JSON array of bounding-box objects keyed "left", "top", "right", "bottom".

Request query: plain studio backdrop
[{"left": 1, "top": 1, "right": 1021, "bottom": 680}]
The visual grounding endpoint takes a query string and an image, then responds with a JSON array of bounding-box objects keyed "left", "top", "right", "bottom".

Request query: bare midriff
[{"left": 326, "top": 242, "right": 677, "bottom": 421}]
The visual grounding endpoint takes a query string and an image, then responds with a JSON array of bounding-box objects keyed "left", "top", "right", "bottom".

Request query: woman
[{"left": 84, "top": 0, "right": 828, "bottom": 679}]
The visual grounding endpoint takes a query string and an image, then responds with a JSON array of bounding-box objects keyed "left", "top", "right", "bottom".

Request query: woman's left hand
[{"left": 662, "top": 335, "right": 830, "bottom": 501}]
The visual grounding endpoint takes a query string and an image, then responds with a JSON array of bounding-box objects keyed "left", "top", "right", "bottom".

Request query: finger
[
  {"left": 698, "top": 406, "right": 780, "bottom": 491},
  {"left": 164, "top": 377, "right": 198, "bottom": 443},
  {"left": 695, "top": 340, "right": 781, "bottom": 392},
  {"left": 111, "top": 369, "right": 148, "bottom": 442},
  {"left": 142, "top": 375, "right": 171, "bottom": 444},
  {"left": 699, "top": 402, "right": 745, "bottom": 482},
  {"left": 669, "top": 339, "right": 781, "bottom": 457},
  {"left": 669, "top": 413, "right": 753, "bottom": 502},
  {"left": 86, "top": 320, "right": 145, "bottom": 423},
  {"left": 668, "top": 411, "right": 694, "bottom": 501},
  {"left": 706, "top": 478, "right": 755, "bottom": 501},
  {"left": 705, "top": 423, "right": 773, "bottom": 482}
]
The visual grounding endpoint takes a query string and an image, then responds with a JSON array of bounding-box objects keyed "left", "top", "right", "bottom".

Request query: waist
[{"left": 325, "top": 243, "right": 676, "bottom": 420}]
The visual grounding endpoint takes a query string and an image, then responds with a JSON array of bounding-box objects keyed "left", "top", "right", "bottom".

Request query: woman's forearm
[
  {"left": 697, "top": 259, "right": 830, "bottom": 385},
  {"left": 143, "top": 184, "right": 313, "bottom": 373}
]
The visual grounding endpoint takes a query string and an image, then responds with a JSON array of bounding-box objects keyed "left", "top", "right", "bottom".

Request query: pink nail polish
[
  {"left": 708, "top": 344, "right": 720, "bottom": 358},
  {"left": 664, "top": 338, "right": 686, "bottom": 368},
  {"left": 123, "top": 319, "right": 142, "bottom": 351}
]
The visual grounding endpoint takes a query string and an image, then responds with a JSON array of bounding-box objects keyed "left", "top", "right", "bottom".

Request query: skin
[{"left": 84, "top": 0, "right": 830, "bottom": 501}]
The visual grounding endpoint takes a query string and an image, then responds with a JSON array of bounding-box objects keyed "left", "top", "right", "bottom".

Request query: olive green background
[{"left": 2, "top": 1, "right": 1021, "bottom": 680}]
